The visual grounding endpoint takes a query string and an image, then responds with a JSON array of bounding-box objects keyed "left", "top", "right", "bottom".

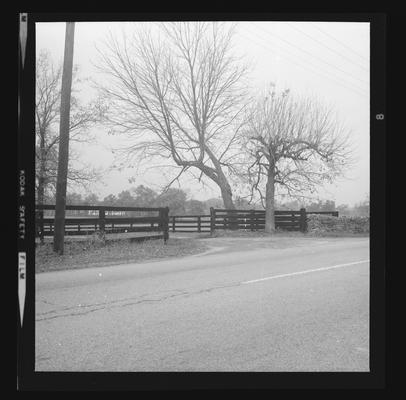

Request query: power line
[
  {"left": 252, "top": 23, "right": 369, "bottom": 87},
  {"left": 244, "top": 27, "right": 368, "bottom": 96},
  {"left": 240, "top": 29, "right": 368, "bottom": 98},
  {"left": 242, "top": 29, "right": 368, "bottom": 98},
  {"left": 285, "top": 22, "right": 369, "bottom": 72},
  {"left": 309, "top": 23, "right": 369, "bottom": 63}
]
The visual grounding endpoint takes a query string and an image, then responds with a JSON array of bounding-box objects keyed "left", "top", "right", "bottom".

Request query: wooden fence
[
  {"left": 169, "top": 215, "right": 211, "bottom": 233},
  {"left": 167, "top": 209, "right": 339, "bottom": 234},
  {"left": 35, "top": 204, "right": 169, "bottom": 242},
  {"left": 35, "top": 205, "right": 339, "bottom": 240},
  {"left": 209, "top": 208, "right": 339, "bottom": 233}
]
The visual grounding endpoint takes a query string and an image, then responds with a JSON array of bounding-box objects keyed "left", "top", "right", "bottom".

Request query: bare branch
[{"left": 95, "top": 22, "right": 250, "bottom": 208}]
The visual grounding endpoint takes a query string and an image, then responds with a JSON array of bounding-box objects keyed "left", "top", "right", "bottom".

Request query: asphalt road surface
[{"left": 36, "top": 236, "right": 369, "bottom": 372}]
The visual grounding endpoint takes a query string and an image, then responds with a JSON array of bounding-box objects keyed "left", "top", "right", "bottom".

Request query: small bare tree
[
  {"left": 241, "top": 86, "right": 354, "bottom": 233},
  {"left": 35, "top": 50, "right": 106, "bottom": 205},
  {"left": 96, "top": 22, "right": 249, "bottom": 209}
]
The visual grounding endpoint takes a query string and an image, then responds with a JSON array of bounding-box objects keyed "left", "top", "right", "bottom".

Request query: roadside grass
[
  {"left": 305, "top": 231, "right": 370, "bottom": 238},
  {"left": 210, "top": 229, "right": 369, "bottom": 238},
  {"left": 209, "top": 229, "right": 306, "bottom": 238},
  {"left": 35, "top": 237, "right": 210, "bottom": 274},
  {"left": 36, "top": 228, "right": 369, "bottom": 274}
]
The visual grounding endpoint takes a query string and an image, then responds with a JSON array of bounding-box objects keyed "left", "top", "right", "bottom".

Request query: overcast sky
[{"left": 35, "top": 20, "right": 370, "bottom": 206}]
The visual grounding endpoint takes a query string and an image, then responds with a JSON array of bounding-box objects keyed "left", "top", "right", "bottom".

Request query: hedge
[{"left": 306, "top": 214, "right": 369, "bottom": 235}]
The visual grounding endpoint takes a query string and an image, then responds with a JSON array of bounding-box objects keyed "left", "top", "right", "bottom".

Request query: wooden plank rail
[
  {"left": 209, "top": 208, "right": 338, "bottom": 233},
  {"left": 35, "top": 204, "right": 169, "bottom": 242},
  {"left": 169, "top": 215, "right": 211, "bottom": 233},
  {"left": 36, "top": 206, "right": 340, "bottom": 238}
]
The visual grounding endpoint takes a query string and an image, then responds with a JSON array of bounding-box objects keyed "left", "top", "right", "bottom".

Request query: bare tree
[
  {"left": 96, "top": 22, "right": 249, "bottom": 209},
  {"left": 35, "top": 50, "right": 106, "bottom": 205},
  {"left": 241, "top": 86, "right": 354, "bottom": 232}
]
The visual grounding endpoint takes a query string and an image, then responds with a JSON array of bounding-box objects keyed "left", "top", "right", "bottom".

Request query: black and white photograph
[{"left": 17, "top": 12, "right": 386, "bottom": 390}]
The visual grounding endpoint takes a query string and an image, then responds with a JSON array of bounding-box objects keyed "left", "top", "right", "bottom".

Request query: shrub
[
  {"left": 83, "top": 230, "right": 106, "bottom": 248},
  {"left": 307, "top": 214, "right": 369, "bottom": 235}
]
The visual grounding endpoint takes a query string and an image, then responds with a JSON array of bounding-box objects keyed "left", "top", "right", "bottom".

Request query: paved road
[{"left": 36, "top": 236, "right": 369, "bottom": 371}]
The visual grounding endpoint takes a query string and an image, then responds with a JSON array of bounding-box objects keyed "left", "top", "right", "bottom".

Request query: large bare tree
[
  {"left": 96, "top": 22, "right": 249, "bottom": 209},
  {"left": 35, "top": 50, "right": 105, "bottom": 205},
  {"left": 241, "top": 86, "right": 353, "bottom": 232}
]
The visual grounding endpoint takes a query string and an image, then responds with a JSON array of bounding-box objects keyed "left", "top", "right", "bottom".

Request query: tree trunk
[
  {"left": 216, "top": 169, "right": 237, "bottom": 229},
  {"left": 203, "top": 147, "right": 235, "bottom": 210},
  {"left": 265, "top": 165, "right": 276, "bottom": 233},
  {"left": 219, "top": 179, "right": 235, "bottom": 210}
]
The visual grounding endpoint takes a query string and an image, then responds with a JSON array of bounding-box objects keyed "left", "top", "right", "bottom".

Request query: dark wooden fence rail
[
  {"left": 209, "top": 208, "right": 339, "bottom": 233},
  {"left": 35, "top": 204, "right": 169, "bottom": 242},
  {"left": 36, "top": 205, "right": 338, "bottom": 240},
  {"left": 305, "top": 211, "right": 339, "bottom": 216},
  {"left": 169, "top": 215, "right": 211, "bottom": 233}
]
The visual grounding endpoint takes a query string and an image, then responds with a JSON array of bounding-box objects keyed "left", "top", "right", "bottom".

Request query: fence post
[
  {"left": 163, "top": 207, "right": 169, "bottom": 243},
  {"left": 158, "top": 209, "right": 162, "bottom": 232},
  {"left": 300, "top": 208, "right": 307, "bottom": 232},
  {"left": 229, "top": 211, "right": 238, "bottom": 231},
  {"left": 172, "top": 216, "right": 176, "bottom": 232},
  {"left": 197, "top": 216, "right": 201, "bottom": 232},
  {"left": 37, "top": 208, "right": 45, "bottom": 243},
  {"left": 210, "top": 207, "right": 215, "bottom": 235},
  {"left": 99, "top": 207, "right": 105, "bottom": 234}
]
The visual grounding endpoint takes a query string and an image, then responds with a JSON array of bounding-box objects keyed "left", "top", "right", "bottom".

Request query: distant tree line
[
  {"left": 42, "top": 185, "right": 207, "bottom": 216},
  {"left": 41, "top": 184, "right": 369, "bottom": 217},
  {"left": 274, "top": 198, "right": 369, "bottom": 217}
]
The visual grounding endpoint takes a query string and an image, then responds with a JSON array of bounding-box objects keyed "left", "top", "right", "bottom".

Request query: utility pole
[{"left": 53, "top": 22, "right": 75, "bottom": 254}]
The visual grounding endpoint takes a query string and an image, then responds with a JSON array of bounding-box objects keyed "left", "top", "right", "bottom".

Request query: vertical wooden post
[
  {"left": 158, "top": 209, "right": 162, "bottom": 232},
  {"left": 210, "top": 207, "right": 215, "bottom": 235},
  {"left": 300, "top": 208, "right": 307, "bottom": 232},
  {"left": 163, "top": 207, "right": 169, "bottom": 243},
  {"left": 172, "top": 216, "right": 176, "bottom": 232},
  {"left": 197, "top": 216, "right": 201, "bottom": 232},
  {"left": 230, "top": 211, "right": 238, "bottom": 231},
  {"left": 53, "top": 22, "right": 75, "bottom": 254},
  {"left": 99, "top": 207, "right": 105, "bottom": 234}
]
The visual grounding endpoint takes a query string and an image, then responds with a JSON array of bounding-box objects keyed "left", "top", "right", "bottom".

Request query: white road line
[{"left": 241, "top": 260, "right": 370, "bottom": 285}]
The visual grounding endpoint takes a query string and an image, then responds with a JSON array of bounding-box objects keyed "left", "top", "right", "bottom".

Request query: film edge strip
[{"left": 18, "top": 12, "right": 28, "bottom": 329}]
